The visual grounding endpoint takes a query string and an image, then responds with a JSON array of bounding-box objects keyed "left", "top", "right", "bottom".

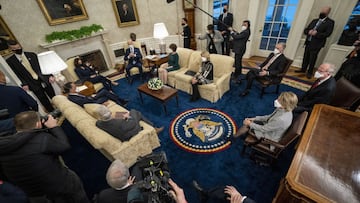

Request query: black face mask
[
  {"left": 319, "top": 12, "right": 327, "bottom": 19},
  {"left": 13, "top": 49, "right": 23, "bottom": 55},
  {"left": 223, "top": 9, "right": 227, "bottom": 13},
  {"left": 181, "top": 23, "right": 185, "bottom": 26}
]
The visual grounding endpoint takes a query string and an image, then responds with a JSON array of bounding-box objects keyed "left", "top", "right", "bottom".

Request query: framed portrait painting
[
  {"left": 112, "top": 0, "right": 140, "bottom": 27},
  {"left": 37, "top": 0, "right": 89, "bottom": 26},
  {"left": 0, "top": 16, "right": 18, "bottom": 56}
]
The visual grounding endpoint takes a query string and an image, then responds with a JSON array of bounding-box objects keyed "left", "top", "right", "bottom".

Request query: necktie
[
  {"left": 311, "top": 79, "right": 320, "bottom": 89},
  {"left": 222, "top": 13, "right": 227, "bottom": 21},
  {"left": 262, "top": 54, "right": 277, "bottom": 71},
  {"left": 21, "top": 55, "right": 38, "bottom": 80},
  {"left": 308, "top": 19, "right": 323, "bottom": 41}
]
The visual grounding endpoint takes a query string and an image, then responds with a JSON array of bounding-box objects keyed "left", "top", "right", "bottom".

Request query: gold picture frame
[
  {"left": 0, "top": 15, "right": 18, "bottom": 56},
  {"left": 37, "top": 0, "right": 89, "bottom": 26},
  {"left": 112, "top": 0, "right": 140, "bottom": 27}
]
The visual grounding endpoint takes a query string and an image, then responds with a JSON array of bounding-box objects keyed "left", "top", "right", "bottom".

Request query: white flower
[{"left": 147, "top": 77, "right": 163, "bottom": 90}]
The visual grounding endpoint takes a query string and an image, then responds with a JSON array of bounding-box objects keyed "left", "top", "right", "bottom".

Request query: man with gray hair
[
  {"left": 294, "top": 63, "right": 336, "bottom": 113},
  {"left": 96, "top": 159, "right": 138, "bottom": 203},
  {"left": 240, "top": 43, "right": 287, "bottom": 96},
  {"left": 95, "top": 105, "right": 163, "bottom": 142}
]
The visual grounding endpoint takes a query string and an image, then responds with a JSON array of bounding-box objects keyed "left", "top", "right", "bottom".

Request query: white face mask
[
  {"left": 314, "top": 71, "right": 323, "bottom": 79},
  {"left": 241, "top": 26, "right": 247, "bottom": 31},
  {"left": 273, "top": 48, "right": 280, "bottom": 55},
  {"left": 201, "top": 57, "right": 207, "bottom": 62},
  {"left": 274, "top": 99, "right": 282, "bottom": 108},
  {"left": 129, "top": 45, "right": 134, "bottom": 50}
]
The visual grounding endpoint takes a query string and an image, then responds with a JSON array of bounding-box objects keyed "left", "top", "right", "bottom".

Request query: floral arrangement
[
  {"left": 147, "top": 77, "right": 163, "bottom": 90},
  {"left": 45, "top": 24, "right": 104, "bottom": 43}
]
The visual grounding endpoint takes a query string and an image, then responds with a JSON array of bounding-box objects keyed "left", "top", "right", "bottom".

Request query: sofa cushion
[
  {"left": 84, "top": 103, "right": 104, "bottom": 120},
  {"left": 187, "top": 51, "right": 202, "bottom": 72},
  {"left": 176, "top": 48, "right": 194, "bottom": 68}
]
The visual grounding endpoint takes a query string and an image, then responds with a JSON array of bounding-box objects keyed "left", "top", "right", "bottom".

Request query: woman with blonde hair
[
  {"left": 234, "top": 91, "right": 298, "bottom": 143},
  {"left": 190, "top": 51, "right": 213, "bottom": 101}
]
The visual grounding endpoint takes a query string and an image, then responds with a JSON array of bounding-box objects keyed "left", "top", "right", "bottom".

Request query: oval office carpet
[
  {"left": 61, "top": 75, "right": 306, "bottom": 203},
  {"left": 170, "top": 108, "right": 236, "bottom": 154}
]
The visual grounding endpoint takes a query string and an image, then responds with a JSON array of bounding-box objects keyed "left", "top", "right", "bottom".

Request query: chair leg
[
  {"left": 276, "top": 84, "right": 280, "bottom": 94},
  {"left": 260, "top": 87, "right": 265, "bottom": 98}
]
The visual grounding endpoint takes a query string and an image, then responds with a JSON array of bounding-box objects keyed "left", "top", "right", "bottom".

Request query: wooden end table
[
  {"left": 78, "top": 81, "right": 96, "bottom": 96},
  {"left": 144, "top": 54, "right": 169, "bottom": 77},
  {"left": 137, "top": 83, "right": 178, "bottom": 114}
]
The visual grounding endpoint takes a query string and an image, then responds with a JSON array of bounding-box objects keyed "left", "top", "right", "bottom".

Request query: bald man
[
  {"left": 294, "top": 63, "right": 336, "bottom": 113},
  {"left": 296, "top": 6, "right": 335, "bottom": 79}
]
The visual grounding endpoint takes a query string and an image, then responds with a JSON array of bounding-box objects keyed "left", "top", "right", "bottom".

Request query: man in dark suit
[
  {"left": 218, "top": 4, "right": 233, "bottom": 56},
  {"left": 6, "top": 40, "right": 55, "bottom": 112},
  {"left": 240, "top": 43, "right": 287, "bottom": 96},
  {"left": 181, "top": 18, "right": 192, "bottom": 49},
  {"left": 229, "top": 20, "right": 251, "bottom": 83},
  {"left": 63, "top": 82, "right": 128, "bottom": 107},
  {"left": 296, "top": 6, "right": 335, "bottom": 79},
  {"left": 0, "top": 70, "right": 38, "bottom": 135},
  {"left": 124, "top": 40, "right": 143, "bottom": 84},
  {"left": 294, "top": 63, "right": 336, "bottom": 113},
  {"left": 117, "top": 1, "right": 136, "bottom": 23}
]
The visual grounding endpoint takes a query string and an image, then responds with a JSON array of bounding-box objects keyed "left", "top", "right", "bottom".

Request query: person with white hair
[
  {"left": 95, "top": 105, "right": 164, "bottom": 141},
  {"left": 294, "top": 63, "right": 336, "bottom": 114}
]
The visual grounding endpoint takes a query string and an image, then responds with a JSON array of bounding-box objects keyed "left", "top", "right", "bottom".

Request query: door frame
[{"left": 246, "top": 0, "right": 314, "bottom": 59}]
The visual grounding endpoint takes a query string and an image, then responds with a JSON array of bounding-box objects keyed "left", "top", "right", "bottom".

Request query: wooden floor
[{"left": 243, "top": 56, "right": 317, "bottom": 83}]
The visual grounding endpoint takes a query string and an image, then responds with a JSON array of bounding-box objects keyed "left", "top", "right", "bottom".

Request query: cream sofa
[
  {"left": 168, "top": 48, "right": 234, "bottom": 103},
  {"left": 62, "top": 57, "right": 104, "bottom": 91},
  {"left": 52, "top": 95, "right": 160, "bottom": 167}
]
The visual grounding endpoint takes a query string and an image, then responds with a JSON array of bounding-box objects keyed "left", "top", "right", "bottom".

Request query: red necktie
[{"left": 311, "top": 79, "right": 320, "bottom": 89}]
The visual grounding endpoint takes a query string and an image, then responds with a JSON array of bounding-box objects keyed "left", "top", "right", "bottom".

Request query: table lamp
[
  {"left": 37, "top": 51, "right": 67, "bottom": 83},
  {"left": 153, "top": 23, "right": 169, "bottom": 55}
]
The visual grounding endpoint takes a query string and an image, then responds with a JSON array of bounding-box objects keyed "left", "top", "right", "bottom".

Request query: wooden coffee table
[{"left": 137, "top": 83, "right": 178, "bottom": 114}]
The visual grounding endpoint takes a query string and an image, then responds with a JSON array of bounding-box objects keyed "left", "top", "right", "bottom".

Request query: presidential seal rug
[{"left": 170, "top": 108, "right": 237, "bottom": 154}]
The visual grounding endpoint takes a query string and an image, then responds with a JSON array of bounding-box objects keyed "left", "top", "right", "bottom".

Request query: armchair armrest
[{"left": 260, "top": 138, "right": 285, "bottom": 149}]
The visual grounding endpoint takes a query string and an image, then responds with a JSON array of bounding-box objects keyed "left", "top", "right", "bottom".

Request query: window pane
[
  {"left": 271, "top": 23, "right": 281, "bottom": 37},
  {"left": 280, "top": 23, "right": 290, "bottom": 37},
  {"left": 285, "top": 6, "right": 297, "bottom": 25},
  {"left": 269, "top": 38, "right": 278, "bottom": 50},
  {"left": 260, "top": 38, "right": 269, "bottom": 49},
  {"left": 266, "top": 6, "right": 275, "bottom": 21},
  {"left": 269, "top": 0, "right": 276, "bottom": 6}
]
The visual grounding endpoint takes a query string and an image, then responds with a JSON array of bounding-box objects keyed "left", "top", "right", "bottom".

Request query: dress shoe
[
  {"left": 306, "top": 74, "right": 312, "bottom": 79},
  {"left": 240, "top": 90, "right": 250, "bottom": 97},
  {"left": 192, "top": 181, "right": 208, "bottom": 203},
  {"left": 295, "top": 69, "right": 306, "bottom": 73},
  {"left": 111, "top": 81, "right": 119, "bottom": 86},
  {"left": 121, "top": 100, "right": 129, "bottom": 107},
  {"left": 234, "top": 125, "right": 249, "bottom": 138},
  {"left": 155, "top": 126, "right": 164, "bottom": 134}
]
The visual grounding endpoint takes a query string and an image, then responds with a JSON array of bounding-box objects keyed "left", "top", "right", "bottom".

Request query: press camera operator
[{"left": 0, "top": 111, "right": 89, "bottom": 202}]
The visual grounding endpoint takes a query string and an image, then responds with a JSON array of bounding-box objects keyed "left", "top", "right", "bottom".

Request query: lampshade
[
  {"left": 37, "top": 51, "right": 67, "bottom": 74},
  {"left": 153, "top": 23, "right": 169, "bottom": 39}
]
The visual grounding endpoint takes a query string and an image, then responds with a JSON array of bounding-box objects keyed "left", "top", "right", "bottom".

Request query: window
[
  {"left": 213, "top": 0, "right": 230, "bottom": 29},
  {"left": 344, "top": 1, "right": 360, "bottom": 30},
  {"left": 260, "top": 0, "right": 298, "bottom": 51}
]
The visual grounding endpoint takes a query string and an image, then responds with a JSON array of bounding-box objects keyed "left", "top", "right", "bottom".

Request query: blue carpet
[{"left": 61, "top": 76, "right": 304, "bottom": 203}]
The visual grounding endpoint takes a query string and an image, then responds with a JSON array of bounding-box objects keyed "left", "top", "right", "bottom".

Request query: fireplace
[{"left": 40, "top": 31, "right": 115, "bottom": 72}]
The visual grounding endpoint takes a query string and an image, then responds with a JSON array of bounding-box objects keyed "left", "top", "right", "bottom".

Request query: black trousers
[
  {"left": 191, "top": 83, "right": 201, "bottom": 101},
  {"left": 221, "top": 33, "right": 230, "bottom": 55},
  {"left": 234, "top": 52, "right": 245, "bottom": 78},
  {"left": 184, "top": 38, "right": 191, "bottom": 49},
  {"left": 31, "top": 82, "right": 55, "bottom": 112},
  {"left": 88, "top": 75, "right": 112, "bottom": 91},
  {"left": 301, "top": 46, "right": 321, "bottom": 75}
]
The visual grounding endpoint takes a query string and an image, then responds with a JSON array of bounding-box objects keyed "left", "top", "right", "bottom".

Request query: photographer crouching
[{"left": 0, "top": 111, "right": 89, "bottom": 203}]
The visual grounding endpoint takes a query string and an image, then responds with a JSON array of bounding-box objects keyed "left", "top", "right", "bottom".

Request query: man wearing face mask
[
  {"left": 229, "top": 20, "right": 251, "bottom": 83},
  {"left": 240, "top": 43, "right": 287, "bottom": 97},
  {"left": 6, "top": 40, "right": 56, "bottom": 112},
  {"left": 234, "top": 92, "right": 298, "bottom": 145},
  {"left": 124, "top": 40, "right": 143, "bottom": 84},
  {"left": 181, "top": 18, "right": 191, "bottom": 49},
  {"left": 296, "top": 6, "right": 335, "bottom": 79},
  {"left": 218, "top": 4, "right": 233, "bottom": 56},
  {"left": 294, "top": 63, "right": 336, "bottom": 114}
]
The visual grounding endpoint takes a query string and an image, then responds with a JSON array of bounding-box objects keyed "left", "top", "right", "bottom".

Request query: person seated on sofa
[
  {"left": 63, "top": 82, "right": 128, "bottom": 107},
  {"left": 190, "top": 51, "right": 213, "bottom": 101},
  {"left": 94, "top": 105, "right": 164, "bottom": 141},
  {"left": 233, "top": 91, "right": 298, "bottom": 146},
  {"left": 74, "top": 57, "right": 118, "bottom": 91},
  {"left": 240, "top": 43, "right": 287, "bottom": 97},
  {"left": 124, "top": 40, "right": 143, "bottom": 84},
  {"left": 158, "top": 43, "right": 180, "bottom": 85}
]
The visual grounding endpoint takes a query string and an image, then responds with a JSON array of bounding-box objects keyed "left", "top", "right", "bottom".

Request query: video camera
[
  {"left": 131, "top": 152, "right": 175, "bottom": 203},
  {"left": 40, "top": 109, "right": 62, "bottom": 122}
]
